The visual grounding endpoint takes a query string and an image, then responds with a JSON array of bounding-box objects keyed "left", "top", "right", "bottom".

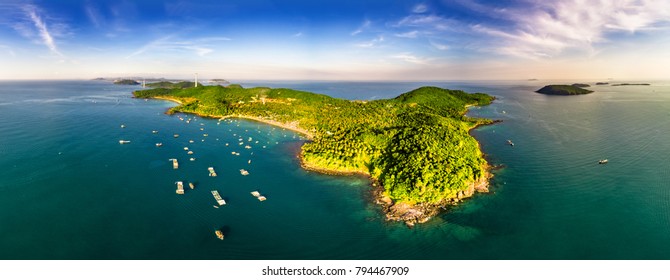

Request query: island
[
  {"left": 536, "top": 84, "right": 593, "bottom": 95},
  {"left": 133, "top": 85, "right": 495, "bottom": 226},
  {"left": 146, "top": 81, "right": 201, "bottom": 89},
  {"left": 595, "top": 82, "right": 609, "bottom": 85},
  {"left": 571, "top": 83, "right": 590, "bottom": 88},
  {"left": 113, "top": 79, "right": 140, "bottom": 85},
  {"left": 611, "top": 83, "right": 650, "bottom": 86}
]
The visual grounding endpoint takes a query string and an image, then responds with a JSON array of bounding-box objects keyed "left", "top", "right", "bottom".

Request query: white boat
[
  {"left": 183, "top": 147, "right": 189, "bottom": 150},
  {"left": 211, "top": 190, "right": 226, "bottom": 205},
  {"left": 120, "top": 124, "right": 126, "bottom": 128},
  {"left": 119, "top": 140, "right": 130, "bottom": 144},
  {"left": 155, "top": 143, "right": 162, "bottom": 147},
  {"left": 257, "top": 196, "right": 266, "bottom": 201},
  {"left": 599, "top": 159, "right": 608, "bottom": 164},
  {"left": 152, "top": 130, "right": 158, "bottom": 134},
  {"left": 187, "top": 151, "right": 194, "bottom": 155},
  {"left": 190, "top": 157, "right": 196, "bottom": 161},
  {"left": 250, "top": 191, "right": 260, "bottom": 197},
  {"left": 240, "top": 169, "right": 249, "bottom": 176},
  {"left": 176, "top": 181, "right": 184, "bottom": 194}
]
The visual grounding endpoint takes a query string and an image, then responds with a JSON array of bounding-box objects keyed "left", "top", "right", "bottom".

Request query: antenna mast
[{"left": 195, "top": 73, "right": 198, "bottom": 87}]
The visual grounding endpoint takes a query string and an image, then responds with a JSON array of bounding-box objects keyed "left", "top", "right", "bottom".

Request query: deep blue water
[{"left": 1, "top": 80, "right": 669, "bottom": 259}]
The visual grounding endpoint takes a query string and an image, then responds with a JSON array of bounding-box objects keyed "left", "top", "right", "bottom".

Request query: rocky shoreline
[{"left": 372, "top": 172, "right": 490, "bottom": 227}]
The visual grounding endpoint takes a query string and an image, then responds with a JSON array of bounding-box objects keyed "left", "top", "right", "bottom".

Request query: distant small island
[
  {"left": 146, "top": 81, "right": 201, "bottom": 89},
  {"left": 133, "top": 85, "right": 495, "bottom": 226},
  {"left": 611, "top": 83, "right": 650, "bottom": 86},
  {"left": 536, "top": 85, "right": 594, "bottom": 95},
  {"left": 571, "top": 83, "right": 590, "bottom": 88},
  {"left": 113, "top": 79, "right": 140, "bottom": 85},
  {"left": 595, "top": 82, "right": 609, "bottom": 85}
]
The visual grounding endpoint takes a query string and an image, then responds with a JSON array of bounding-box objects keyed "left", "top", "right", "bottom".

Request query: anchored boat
[
  {"left": 215, "top": 229, "right": 224, "bottom": 240},
  {"left": 211, "top": 190, "right": 226, "bottom": 205}
]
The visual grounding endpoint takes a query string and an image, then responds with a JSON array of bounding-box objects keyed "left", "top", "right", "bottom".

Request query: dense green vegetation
[
  {"left": 114, "top": 79, "right": 139, "bottom": 85},
  {"left": 536, "top": 84, "right": 593, "bottom": 95},
  {"left": 134, "top": 85, "right": 494, "bottom": 206}
]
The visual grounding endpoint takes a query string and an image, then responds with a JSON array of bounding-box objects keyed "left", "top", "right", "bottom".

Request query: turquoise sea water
[{"left": 1, "top": 80, "right": 670, "bottom": 259}]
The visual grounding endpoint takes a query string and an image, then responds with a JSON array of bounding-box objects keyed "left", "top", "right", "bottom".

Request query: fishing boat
[
  {"left": 190, "top": 157, "right": 196, "bottom": 161},
  {"left": 155, "top": 143, "right": 162, "bottom": 147},
  {"left": 240, "top": 169, "right": 249, "bottom": 176},
  {"left": 211, "top": 190, "right": 226, "bottom": 205},
  {"left": 120, "top": 124, "right": 126, "bottom": 128},
  {"left": 175, "top": 181, "right": 184, "bottom": 194},
  {"left": 599, "top": 159, "right": 608, "bottom": 164},
  {"left": 119, "top": 140, "right": 130, "bottom": 144},
  {"left": 215, "top": 230, "right": 224, "bottom": 240},
  {"left": 189, "top": 182, "right": 195, "bottom": 189},
  {"left": 208, "top": 167, "right": 217, "bottom": 177},
  {"left": 152, "top": 130, "right": 158, "bottom": 134},
  {"left": 507, "top": 140, "right": 514, "bottom": 146},
  {"left": 174, "top": 134, "right": 179, "bottom": 138},
  {"left": 250, "top": 191, "right": 260, "bottom": 197}
]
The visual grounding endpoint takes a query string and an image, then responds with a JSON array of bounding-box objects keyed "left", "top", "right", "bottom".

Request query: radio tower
[{"left": 195, "top": 73, "right": 198, "bottom": 87}]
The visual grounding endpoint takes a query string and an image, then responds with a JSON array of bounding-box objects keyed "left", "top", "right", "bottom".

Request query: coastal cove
[
  {"left": 2, "top": 80, "right": 670, "bottom": 259},
  {"left": 133, "top": 84, "right": 495, "bottom": 225}
]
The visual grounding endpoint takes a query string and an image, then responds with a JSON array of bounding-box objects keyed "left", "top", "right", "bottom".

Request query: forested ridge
[{"left": 134, "top": 85, "right": 494, "bottom": 212}]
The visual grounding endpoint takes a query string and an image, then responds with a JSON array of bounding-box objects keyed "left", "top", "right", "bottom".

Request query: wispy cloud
[
  {"left": 430, "top": 41, "right": 449, "bottom": 51},
  {"left": 351, "top": 20, "right": 371, "bottom": 36},
  {"left": 392, "top": 53, "right": 430, "bottom": 64},
  {"left": 469, "top": 0, "right": 670, "bottom": 59},
  {"left": 395, "top": 30, "right": 419, "bottom": 38},
  {"left": 412, "top": 4, "right": 428, "bottom": 14},
  {"left": 127, "top": 36, "right": 231, "bottom": 58},
  {"left": 22, "top": 4, "right": 63, "bottom": 57},
  {"left": 355, "top": 35, "right": 384, "bottom": 48},
  {"left": 395, "top": 14, "right": 455, "bottom": 31},
  {"left": 293, "top": 32, "right": 303, "bottom": 37},
  {"left": 85, "top": 4, "right": 104, "bottom": 28}
]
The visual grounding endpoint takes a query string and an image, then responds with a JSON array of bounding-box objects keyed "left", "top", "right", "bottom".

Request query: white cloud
[
  {"left": 23, "top": 5, "right": 62, "bottom": 57},
  {"left": 392, "top": 53, "right": 430, "bottom": 64},
  {"left": 351, "top": 20, "right": 371, "bottom": 36},
  {"left": 85, "top": 4, "right": 104, "bottom": 28},
  {"left": 355, "top": 35, "right": 384, "bottom": 48},
  {"left": 430, "top": 41, "right": 449, "bottom": 51},
  {"left": 127, "top": 36, "right": 230, "bottom": 58},
  {"left": 470, "top": 0, "right": 670, "bottom": 59},
  {"left": 395, "top": 30, "right": 419, "bottom": 38},
  {"left": 413, "top": 4, "right": 428, "bottom": 13},
  {"left": 293, "top": 32, "right": 303, "bottom": 37},
  {"left": 396, "top": 14, "right": 454, "bottom": 31}
]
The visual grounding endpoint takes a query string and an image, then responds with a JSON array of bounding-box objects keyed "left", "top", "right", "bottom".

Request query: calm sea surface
[{"left": 1, "top": 80, "right": 669, "bottom": 259}]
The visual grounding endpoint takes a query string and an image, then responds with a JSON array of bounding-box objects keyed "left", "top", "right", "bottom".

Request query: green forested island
[
  {"left": 114, "top": 79, "right": 140, "bottom": 85},
  {"left": 536, "top": 84, "right": 593, "bottom": 95},
  {"left": 133, "top": 85, "right": 495, "bottom": 225}
]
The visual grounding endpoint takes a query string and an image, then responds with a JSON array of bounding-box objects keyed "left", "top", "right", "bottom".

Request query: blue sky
[{"left": 1, "top": 0, "right": 669, "bottom": 80}]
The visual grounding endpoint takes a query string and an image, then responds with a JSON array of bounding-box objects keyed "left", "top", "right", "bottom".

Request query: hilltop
[{"left": 133, "top": 85, "right": 495, "bottom": 225}]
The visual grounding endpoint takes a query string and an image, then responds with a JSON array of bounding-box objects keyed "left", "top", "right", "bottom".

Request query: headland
[{"left": 133, "top": 84, "right": 495, "bottom": 226}]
